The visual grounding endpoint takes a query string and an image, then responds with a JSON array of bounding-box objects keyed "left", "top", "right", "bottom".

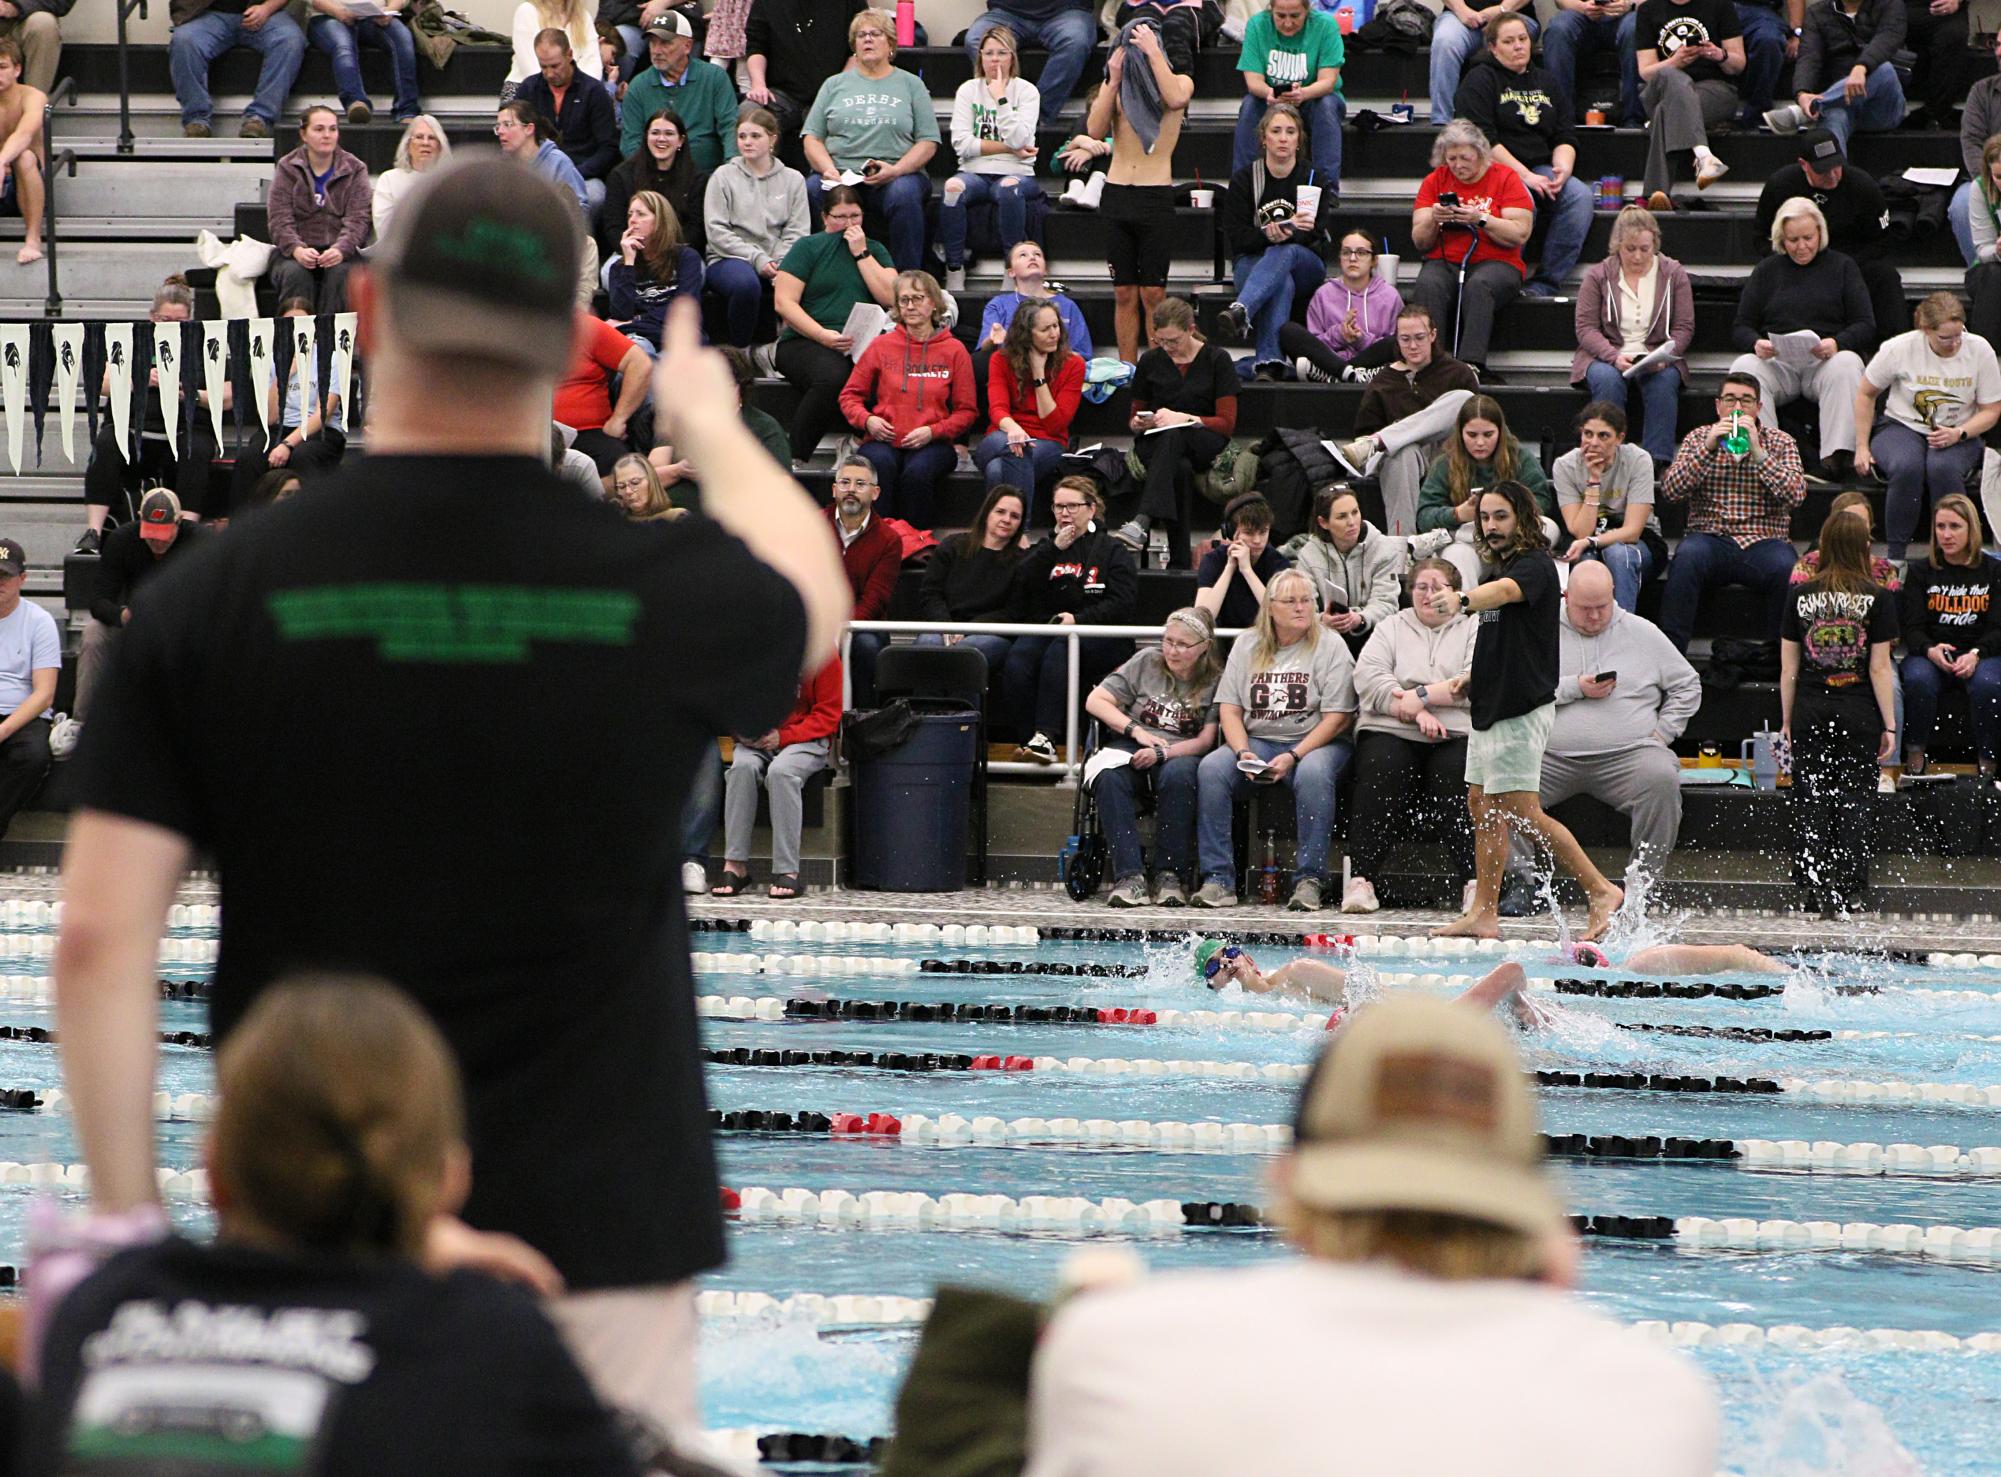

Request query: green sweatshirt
[
  {"left": 1415, "top": 445, "right": 1553, "bottom": 533},
  {"left": 622, "top": 57, "right": 740, "bottom": 171}
]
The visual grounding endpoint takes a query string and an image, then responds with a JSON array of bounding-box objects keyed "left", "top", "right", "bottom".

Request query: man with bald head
[{"left": 1508, "top": 560, "right": 1701, "bottom": 887}]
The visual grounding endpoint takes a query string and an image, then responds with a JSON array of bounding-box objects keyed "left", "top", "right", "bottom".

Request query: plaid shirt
[{"left": 1658, "top": 423, "right": 1806, "bottom": 548}]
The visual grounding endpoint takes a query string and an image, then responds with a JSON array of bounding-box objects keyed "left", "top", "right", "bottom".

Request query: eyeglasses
[
  {"left": 1717, "top": 394, "right": 1759, "bottom": 408},
  {"left": 1338, "top": 247, "right": 1374, "bottom": 257},
  {"left": 1051, "top": 500, "right": 1090, "bottom": 512},
  {"left": 897, "top": 295, "right": 932, "bottom": 306},
  {"left": 1202, "top": 946, "right": 1244, "bottom": 979},
  {"left": 1161, "top": 636, "right": 1208, "bottom": 652}
]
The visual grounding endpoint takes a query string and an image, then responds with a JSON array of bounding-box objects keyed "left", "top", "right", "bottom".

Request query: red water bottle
[{"left": 895, "top": 0, "right": 916, "bottom": 47}]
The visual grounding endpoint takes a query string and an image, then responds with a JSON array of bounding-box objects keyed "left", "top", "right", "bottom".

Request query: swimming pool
[{"left": 1, "top": 891, "right": 1998, "bottom": 1472}]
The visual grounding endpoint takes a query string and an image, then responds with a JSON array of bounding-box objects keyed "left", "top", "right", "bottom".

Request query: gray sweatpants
[
  {"left": 1726, "top": 350, "right": 1864, "bottom": 459},
  {"left": 723, "top": 739, "right": 829, "bottom": 876},
  {"left": 1640, "top": 71, "right": 1738, "bottom": 196},
  {"left": 1509, "top": 741, "right": 1683, "bottom": 878},
  {"left": 1377, "top": 388, "right": 1474, "bottom": 535}
]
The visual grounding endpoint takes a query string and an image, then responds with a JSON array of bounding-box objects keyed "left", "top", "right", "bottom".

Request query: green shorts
[{"left": 1465, "top": 703, "right": 1555, "bottom": 795}]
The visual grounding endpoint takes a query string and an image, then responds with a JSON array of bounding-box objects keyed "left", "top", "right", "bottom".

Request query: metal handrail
[
  {"left": 42, "top": 76, "right": 78, "bottom": 317},
  {"left": 117, "top": 0, "right": 149, "bottom": 156}
]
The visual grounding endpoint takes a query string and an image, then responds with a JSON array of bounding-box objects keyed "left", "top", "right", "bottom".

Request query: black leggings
[
  {"left": 1789, "top": 687, "right": 1881, "bottom": 899},
  {"left": 83, "top": 417, "right": 217, "bottom": 518},
  {"left": 1347, "top": 731, "right": 1473, "bottom": 881},
  {"left": 776, "top": 335, "right": 854, "bottom": 465},
  {"left": 1276, "top": 324, "right": 1400, "bottom": 380},
  {"left": 1136, "top": 423, "right": 1227, "bottom": 565}
]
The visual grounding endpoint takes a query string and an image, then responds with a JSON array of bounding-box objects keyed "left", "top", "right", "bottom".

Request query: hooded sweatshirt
[
  {"left": 1303, "top": 276, "right": 1403, "bottom": 365},
  {"left": 1291, "top": 526, "right": 1403, "bottom": 636},
  {"left": 777, "top": 656, "right": 846, "bottom": 747},
  {"left": 1010, "top": 526, "right": 1140, "bottom": 625},
  {"left": 839, "top": 325, "right": 978, "bottom": 444},
  {"left": 1352, "top": 608, "right": 1477, "bottom": 740},
  {"left": 1550, "top": 604, "right": 1702, "bottom": 757},
  {"left": 703, "top": 156, "right": 811, "bottom": 272}
]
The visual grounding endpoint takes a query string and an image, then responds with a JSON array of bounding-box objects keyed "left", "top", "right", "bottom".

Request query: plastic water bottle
[
  {"left": 1723, "top": 411, "right": 1751, "bottom": 458},
  {"left": 895, "top": 0, "right": 916, "bottom": 46},
  {"left": 1258, "top": 835, "right": 1281, "bottom": 905}
]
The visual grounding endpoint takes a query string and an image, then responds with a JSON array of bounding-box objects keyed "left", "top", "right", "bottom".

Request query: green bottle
[{"left": 1722, "top": 410, "right": 1751, "bottom": 457}]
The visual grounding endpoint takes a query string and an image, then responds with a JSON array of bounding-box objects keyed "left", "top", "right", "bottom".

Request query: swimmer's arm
[
  {"left": 1262, "top": 959, "right": 1347, "bottom": 1004},
  {"left": 53, "top": 811, "right": 189, "bottom": 1212},
  {"left": 1626, "top": 943, "right": 1788, "bottom": 977},
  {"left": 1456, "top": 961, "right": 1546, "bottom": 1027}
]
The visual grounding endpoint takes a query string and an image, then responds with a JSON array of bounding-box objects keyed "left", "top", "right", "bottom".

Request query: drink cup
[
  {"left": 1189, "top": 187, "right": 1215, "bottom": 209},
  {"left": 1584, "top": 108, "right": 1607, "bottom": 126},
  {"left": 1375, "top": 252, "right": 1399, "bottom": 285},
  {"left": 1294, "top": 184, "right": 1321, "bottom": 219}
]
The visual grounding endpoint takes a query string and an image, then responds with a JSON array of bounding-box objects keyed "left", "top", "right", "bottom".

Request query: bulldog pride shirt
[
  {"left": 1866, "top": 329, "right": 2001, "bottom": 437},
  {"left": 1217, "top": 631, "right": 1356, "bottom": 744}
]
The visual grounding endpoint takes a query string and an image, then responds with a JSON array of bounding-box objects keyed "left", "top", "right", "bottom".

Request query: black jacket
[
  {"left": 1730, "top": 248, "right": 1876, "bottom": 356},
  {"left": 1010, "top": 526, "right": 1139, "bottom": 625},
  {"left": 743, "top": 0, "right": 866, "bottom": 100},
  {"left": 90, "top": 522, "right": 207, "bottom": 628},
  {"left": 513, "top": 70, "right": 620, "bottom": 182},
  {"left": 1453, "top": 55, "right": 1577, "bottom": 172},
  {"left": 1754, "top": 162, "right": 1887, "bottom": 263},
  {"left": 919, "top": 539, "right": 1023, "bottom": 623},
  {"left": 1221, "top": 158, "right": 1333, "bottom": 260},
  {"left": 1797, "top": 0, "right": 1906, "bottom": 95}
]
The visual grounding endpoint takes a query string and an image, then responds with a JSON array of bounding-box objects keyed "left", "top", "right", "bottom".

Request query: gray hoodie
[
  {"left": 702, "top": 155, "right": 812, "bottom": 272},
  {"left": 1352, "top": 609, "right": 1477, "bottom": 741},
  {"left": 1291, "top": 526, "right": 1403, "bottom": 636},
  {"left": 1551, "top": 605, "right": 1702, "bottom": 757}
]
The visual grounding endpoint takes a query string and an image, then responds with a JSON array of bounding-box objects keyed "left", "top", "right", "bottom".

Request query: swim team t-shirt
[
  {"left": 74, "top": 455, "right": 809, "bottom": 1292},
  {"left": 1470, "top": 547, "right": 1559, "bottom": 730},
  {"left": 1215, "top": 632, "right": 1356, "bottom": 744},
  {"left": 1098, "top": 648, "right": 1220, "bottom": 739}
]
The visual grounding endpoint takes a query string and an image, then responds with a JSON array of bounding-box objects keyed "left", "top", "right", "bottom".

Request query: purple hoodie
[{"left": 1304, "top": 276, "right": 1403, "bottom": 365}]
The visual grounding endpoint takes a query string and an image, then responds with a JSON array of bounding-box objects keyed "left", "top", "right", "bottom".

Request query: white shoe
[
  {"left": 48, "top": 713, "right": 80, "bottom": 759},
  {"left": 1341, "top": 876, "right": 1381, "bottom": 914},
  {"left": 1695, "top": 150, "right": 1730, "bottom": 188},
  {"left": 1062, "top": 172, "right": 1106, "bottom": 209},
  {"left": 749, "top": 342, "right": 777, "bottom": 377},
  {"left": 944, "top": 265, "right": 966, "bottom": 293},
  {"left": 682, "top": 861, "right": 707, "bottom": 894},
  {"left": 1761, "top": 104, "right": 1805, "bottom": 135},
  {"left": 1877, "top": 770, "right": 1898, "bottom": 794},
  {"left": 1407, "top": 527, "right": 1456, "bottom": 561},
  {"left": 1330, "top": 436, "right": 1381, "bottom": 478}
]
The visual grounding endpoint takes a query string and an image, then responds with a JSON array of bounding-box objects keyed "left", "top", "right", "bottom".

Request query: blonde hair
[
  {"left": 392, "top": 114, "right": 451, "bottom": 172},
  {"left": 1608, "top": 204, "right": 1660, "bottom": 253},
  {"left": 1251, "top": 568, "right": 1321, "bottom": 670},
  {"left": 212, "top": 976, "right": 463, "bottom": 1259},
  {"left": 1931, "top": 492, "right": 1986, "bottom": 569},
  {"left": 1915, "top": 290, "right": 1968, "bottom": 331},
  {"left": 1274, "top": 1202, "right": 1548, "bottom": 1281},
  {"left": 613, "top": 452, "right": 677, "bottom": 520},
  {"left": 971, "top": 23, "right": 1021, "bottom": 78},
  {"left": 532, "top": 0, "right": 596, "bottom": 59},
  {"left": 1159, "top": 605, "right": 1223, "bottom": 691},
  {"left": 849, "top": 7, "right": 896, "bottom": 54},
  {"left": 1768, "top": 195, "right": 1828, "bottom": 253},
  {"left": 629, "top": 188, "right": 686, "bottom": 283}
]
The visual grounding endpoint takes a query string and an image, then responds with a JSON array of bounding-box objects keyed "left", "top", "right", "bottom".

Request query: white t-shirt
[
  {"left": 1216, "top": 632, "right": 1356, "bottom": 744},
  {"left": 1025, "top": 1261, "right": 1719, "bottom": 1477},
  {"left": 1866, "top": 329, "right": 2001, "bottom": 436},
  {"left": 0, "top": 599, "right": 60, "bottom": 714}
]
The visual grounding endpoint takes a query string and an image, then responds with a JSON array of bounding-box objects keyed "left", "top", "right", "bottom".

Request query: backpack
[{"left": 1353, "top": 0, "right": 1429, "bottom": 50}]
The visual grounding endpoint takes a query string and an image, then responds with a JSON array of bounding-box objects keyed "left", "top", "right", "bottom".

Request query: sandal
[
  {"left": 710, "top": 870, "right": 755, "bottom": 897},
  {"left": 767, "top": 874, "right": 802, "bottom": 899}
]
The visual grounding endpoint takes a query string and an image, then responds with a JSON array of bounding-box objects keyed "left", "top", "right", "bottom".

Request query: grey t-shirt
[
  {"left": 1100, "top": 649, "right": 1220, "bottom": 739},
  {"left": 1553, "top": 443, "right": 1661, "bottom": 539},
  {"left": 1217, "top": 632, "right": 1356, "bottom": 744}
]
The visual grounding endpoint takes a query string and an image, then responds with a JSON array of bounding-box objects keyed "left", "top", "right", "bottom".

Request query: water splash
[
  {"left": 1734, "top": 1369, "right": 1921, "bottom": 1477},
  {"left": 699, "top": 1311, "right": 910, "bottom": 1433}
]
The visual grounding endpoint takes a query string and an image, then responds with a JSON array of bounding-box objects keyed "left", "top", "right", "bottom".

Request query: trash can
[{"left": 853, "top": 710, "right": 979, "bottom": 891}]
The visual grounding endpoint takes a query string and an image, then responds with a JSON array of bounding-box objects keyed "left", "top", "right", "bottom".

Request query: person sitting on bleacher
[
  {"left": 307, "top": 0, "right": 422, "bottom": 126},
  {"left": 1655, "top": 371, "right": 1808, "bottom": 651},
  {"left": 1949, "top": 37, "right": 2001, "bottom": 266},
  {"left": 1762, "top": 0, "right": 1904, "bottom": 146},
  {"left": 1005, "top": 475, "right": 1138, "bottom": 763},
  {"left": 371, "top": 115, "right": 450, "bottom": 240},
  {"left": 1539, "top": 0, "right": 1642, "bottom": 129},
  {"left": 838, "top": 269, "right": 977, "bottom": 529},
  {"left": 78, "top": 490, "right": 206, "bottom": 723},
  {"left": 0, "top": 38, "right": 43, "bottom": 267},
  {"left": 703, "top": 106, "right": 809, "bottom": 350},
  {"left": 601, "top": 107, "right": 707, "bottom": 265},
  {"left": 1452, "top": 15, "right": 1591, "bottom": 300},
  {"left": 0, "top": 0, "right": 62, "bottom": 97},
  {"left": 1571, "top": 203, "right": 1693, "bottom": 469},
  {"left": 1193, "top": 566, "right": 1356, "bottom": 910},
  {"left": 917, "top": 485, "right": 1028, "bottom": 673},
  {"left": 1330, "top": 304, "right": 1479, "bottom": 535},
  {"left": 1753, "top": 128, "right": 1903, "bottom": 344},
  {"left": 744, "top": 0, "right": 865, "bottom": 146},
  {"left": 711, "top": 654, "right": 842, "bottom": 899},
  {"left": 773, "top": 184, "right": 897, "bottom": 466},
  {"left": 0, "top": 536, "right": 54, "bottom": 837},
  {"left": 609, "top": 189, "right": 704, "bottom": 351},
  {"left": 1292, "top": 484, "right": 1403, "bottom": 655},
  {"left": 827, "top": 453, "right": 904, "bottom": 630},
  {"left": 555, "top": 313, "right": 651, "bottom": 483},
  {"left": 1727, "top": 194, "right": 1873, "bottom": 478},
  {"left": 1231, "top": 0, "right": 1343, "bottom": 195},
  {"left": 267, "top": 105, "right": 371, "bottom": 315},
  {"left": 1194, "top": 491, "right": 1290, "bottom": 631},
  {"left": 1407, "top": 120, "right": 1531, "bottom": 381},
  {"left": 514, "top": 26, "right": 621, "bottom": 218},
  {"left": 620, "top": 12, "right": 738, "bottom": 170},
  {"left": 941, "top": 26, "right": 1044, "bottom": 295},
  {"left": 1417, "top": 394, "right": 1556, "bottom": 588},
  {"left": 507, "top": 0, "right": 602, "bottom": 84},
  {"left": 1552, "top": 400, "right": 1665, "bottom": 612},
  {"left": 236, "top": 296, "right": 348, "bottom": 493},
  {"left": 1285, "top": 231, "right": 1402, "bottom": 384},
  {"left": 1111, "top": 297, "right": 1240, "bottom": 567},
  {"left": 1900, "top": 493, "right": 2001, "bottom": 779},
  {"left": 803, "top": 9, "right": 940, "bottom": 272},
  {"left": 965, "top": 0, "right": 1100, "bottom": 123},
  {"left": 1089, "top": 604, "right": 1223, "bottom": 907},
  {"left": 1216, "top": 102, "right": 1335, "bottom": 383},
  {"left": 977, "top": 296, "right": 1084, "bottom": 521},
  {"left": 1428, "top": 0, "right": 1536, "bottom": 127},
  {"left": 168, "top": 0, "right": 306, "bottom": 140},
  {"left": 495, "top": 97, "right": 589, "bottom": 212},
  {"left": 974, "top": 239, "right": 1092, "bottom": 409},
  {"left": 1634, "top": 0, "right": 1743, "bottom": 208}
]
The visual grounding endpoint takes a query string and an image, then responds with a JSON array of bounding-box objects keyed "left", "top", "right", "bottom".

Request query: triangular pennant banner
[
  {"left": 0, "top": 326, "right": 28, "bottom": 474},
  {"left": 245, "top": 318, "right": 273, "bottom": 440},
  {"left": 152, "top": 321, "right": 182, "bottom": 459},
  {"left": 52, "top": 323, "right": 81, "bottom": 466},
  {"left": 103, "top": 323, "right": 133, "bottom": 464},
  {"left": 330, "top": 312, "right": 356, "bottom": 433},
  {"left": 200, "top": 322, "right": 228, "bottom": 449}
]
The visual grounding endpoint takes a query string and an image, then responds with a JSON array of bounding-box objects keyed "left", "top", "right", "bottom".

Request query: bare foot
[
  {"left": 15, "top": 241, "right": 40, "bottom": 265},
  {"left": 1434, "top": 911, "right": 1501, "bottom": 940},
  {"left": 1579, "top": 884, "right": 1625, "bottom": 942}
]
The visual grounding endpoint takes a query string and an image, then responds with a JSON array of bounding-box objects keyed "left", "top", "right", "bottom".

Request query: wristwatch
[{"left": 1458, "top": 592, "right": 1472, "bottom": 613}]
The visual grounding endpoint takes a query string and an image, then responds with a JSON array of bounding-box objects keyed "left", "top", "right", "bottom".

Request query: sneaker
[
  {"left": 944, "top": 264, "right": 966, "bottom": 293},
  {"left": 1339, "top": 363, "right": 1380, "bottom": 384},
  {"left": 1106, "top": 876, "right": 1150, "bottom": 907},
  {"left": 1761, "top": 103, "right": 1806, "bottom": 134},
  {"left": 1877, "top": 770, "right": 1897, "bottom": 794},
  {"left": 183, "top": 121, "right": 212, "bottom": 139},
  {"left": 1646, "top": 189, "right": 1675, "bottom": 213},
  {"left": 1153, "top": 875, "right": 1188, "bottom": 907},
  {"left": 1019, "top": 731, "right": 1058, "bottom": 764},
  {"left": 1296, "top": 355, "right": 1333, "bottom": 384},
  {"left": 73, "top": 528, "right": 100, "bottom": 554},
  {"left": 240, "top": 116, "right": 270, "bottom": 139},
  {"left": 346, "top": 100, "right": 372, "bottom": 124},
  {"left": 1695, "top": 151, "right": 1730, "bottom": 188},
  {"left": 1341, "top": 876, "right": 1381, "bottom": 914},
  {"left": 48, "top": 714, "right": 80, "bottom": 760},
  {"left": 1330, "top": 436, "right": 1381, "bottom": 479},
  {"left": 1110, "top": 518, "right": 1148, "bottom": 553},
  {"left": 1216, "top": 302, "right": 1252, "bottom": 345},
  {"left": 1191, "top": 880, "right": 1239, "bottom": 908},
  {"left": 1287, "top": 876, "right": 1323, "bottom": 912},
  {"left": 681, "top": 861, "right": 707, "bottom": 894},
  {"left": 1407, "top": 527, "right": 1456, "bottom": 560}
]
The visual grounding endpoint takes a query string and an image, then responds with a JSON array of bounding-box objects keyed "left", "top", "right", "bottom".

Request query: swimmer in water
[
  {"left": 1563, "top": 941, "right": 1789, "bottom": 976},
  {"left": 1194, "top": 939, "right": 1548, "bottom": 1027}
]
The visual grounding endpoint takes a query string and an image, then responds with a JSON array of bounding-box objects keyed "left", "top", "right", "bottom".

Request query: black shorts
[{"left": 1100, "top": 183, "right": 1177, "bottom": 288}]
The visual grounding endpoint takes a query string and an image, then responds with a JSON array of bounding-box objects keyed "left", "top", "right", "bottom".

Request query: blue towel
[{"left": 1113, "top": 16, "right": 1167, "bottom": 155}]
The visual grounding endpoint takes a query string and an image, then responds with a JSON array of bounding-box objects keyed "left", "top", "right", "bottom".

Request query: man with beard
[{"left": 829, "top": 455, "right": 904, "bottom": 705}]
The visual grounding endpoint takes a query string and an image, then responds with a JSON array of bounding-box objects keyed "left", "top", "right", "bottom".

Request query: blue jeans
[
  {"left": 1231, "top": 91, "right": 1345, "bottom": 190},
  {"left": 1196, "top": 737, "right": 1351, "bottom": 887},
  {"left": 1002, "top": 634, "right": 1130, "bottom": 740},
  {"left": 1528, "top": 166, "right": 1593, "bottom": 291},
  {"left": 854, "top": 438, "right": 956, "bottom": 529},
  {"left": 1232, "top": 244, "right": 1327, "bottom": 368},
  {"left": 966, "top": 5, "right": 1100, "bottom": 118},
  {"left": 1951, "top": 180, "right": 1977, "bottom": 267},
  {"left": 807, "top": 171, "right": 931, "bottom": 270},
  {"left": 1807, "top": 61, "right": 1905, "bottom": 149},
  {"left": 939, "top": 172, "right": 1042, "bottom": 268},
  {"left": 1658, "top": 531, "right": 1798, "bottom": 650},
  {"left": 1095, "top": 745, "right": 1203, "bottom": 881},
  {"left": 1584, "top": 357, "right": 1682, "bottom": 465},
  {"left": 1872, "top": 418, "right": 1985, "bottom": 556},
  {"left": 683, "top": 741, "right": 723, "bottom": 863},
  {"left": 169, "top": 8, "right": 307, "bottom": 127},
  {"left": 917, "top": 631, "right": 1015, "bottom": 678},
  {"left": 1430, "top": 12, "right": 1536, "bottom": 120},
  {"left": 1734, "top": 2, "right": 1788, "bottom": 122},
  {"left": 706, "top": 256, "right": 766, "bottom": 347},
  {"left": 1539, "top": 7, "right": 1641, "bottom": 124},
  {"left": 307, "top": 14, "right": 420, "bottom": 119},
  {"left": 1582, "top": 537, "right": 1657, "bottom": 611},
  {"left": 973, "top": 431, "right": 1065, "bottom": 523},
  {"left": 1903, "top": 651, "right": 2001, "bottom": 760}
]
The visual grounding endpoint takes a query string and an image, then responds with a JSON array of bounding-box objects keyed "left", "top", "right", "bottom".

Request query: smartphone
[
  {"left": 1325, "top": 599, "right": 1349, "bottom": 616},
  {"left": 1437, "top": 190, "right": 1460, "bottom": 209},
  {"left": 1134, "top": 410, "right": 1157, "bottom": 425},
  {"left": 1595, "top": 670, "right": 1618, "bottom": 683}
]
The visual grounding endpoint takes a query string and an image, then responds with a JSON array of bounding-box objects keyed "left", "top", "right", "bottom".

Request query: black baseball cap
[
  {"left": 367, "top": 155, "right": 582, "bottom": 377},
  {"left": 0, "top": 539, "right": 25, "bottom": 577},
  {"left": 1800, "top": 127, "right": 1845, "bottom": 170}
]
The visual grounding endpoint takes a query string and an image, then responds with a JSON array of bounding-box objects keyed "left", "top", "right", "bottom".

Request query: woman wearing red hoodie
[
  {"left": 712, "top": 655, "right": 844, "bottom": 900},
  {"left": 839, "top": 270, "right": 977, "bottom": 530}
]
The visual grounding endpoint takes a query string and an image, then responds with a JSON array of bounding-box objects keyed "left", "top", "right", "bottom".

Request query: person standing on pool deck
[
  {"left": 48, "top": 157, "right": 851, "bottom": 1445},
  {"left": 1428, "top": 480, "right": 1625, "bottom": 942}
]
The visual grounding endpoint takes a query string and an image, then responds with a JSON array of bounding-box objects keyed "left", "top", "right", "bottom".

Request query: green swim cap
[{"left": 1194, "top": 938, "right": 1227, "bottom": 979}]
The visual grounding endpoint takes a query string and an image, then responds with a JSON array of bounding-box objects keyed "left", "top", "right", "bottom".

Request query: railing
[
  {"left": 116, "top": 0, "right": 149, "bottom": 156},
  {"left": 842, "top": 618, "right": 1246, "bottom": 781},
  {"left": 42, "top": 76, "right": 78, "bottom": 317}
]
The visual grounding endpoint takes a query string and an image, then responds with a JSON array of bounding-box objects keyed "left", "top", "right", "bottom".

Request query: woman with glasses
[
  {"left": 1282, "top": 231, "right": 1403, "bottom": 384},
  {"left": 1193, "top": 567, "right": 1357, "bottom": 911},
  {"left": 838, "top": 269, "right": 976, "bottom": 530},
  {"left": 803, "top": 9, "right": 940, "bottom": 270},
  {"left": 1085, "top": 606, "right": 1224, "bottom": 907},
  {"left": 1343, "top": 556, "right": 1477, "bottom": 914},
  {"left": 1571, "top": 205, "right": 1694, "bottom": 469}
]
